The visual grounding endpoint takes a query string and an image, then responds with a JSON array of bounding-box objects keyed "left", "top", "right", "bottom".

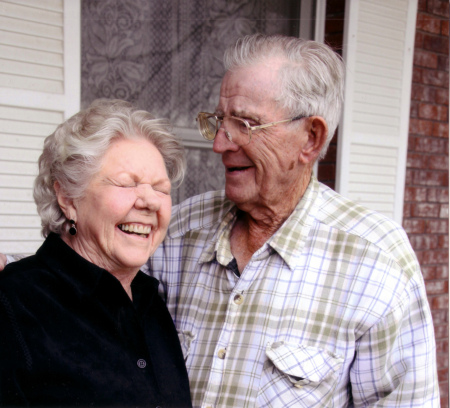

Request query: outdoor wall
[
  {"left": 404, "top": 0, "right": 449, "bottom": 404},
  {"left": 323, "top": 1, "right": 448, "bottom": 404},
  {"left": 79, "top": 0, "right": 449, "bottom": 402}
]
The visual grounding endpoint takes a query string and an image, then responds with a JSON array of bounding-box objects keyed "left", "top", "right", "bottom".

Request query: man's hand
[{"left": 0, "top": 253, "right": 6, "bottom": 271}]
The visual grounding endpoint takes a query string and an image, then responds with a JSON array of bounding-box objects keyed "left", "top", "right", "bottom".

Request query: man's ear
[
  {"left": 299, "top": 116, "right": 328, "bottom": 165},
  {"left": 54, "top": 181, "right": 76, "bottom": 221}
]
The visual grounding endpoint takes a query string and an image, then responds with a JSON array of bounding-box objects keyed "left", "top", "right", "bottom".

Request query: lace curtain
[{"left": 81, "top": 0, "right": 300, "bottom": 203}]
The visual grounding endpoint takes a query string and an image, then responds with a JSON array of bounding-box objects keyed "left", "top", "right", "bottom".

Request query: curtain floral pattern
[{"left": 81, "top": 0, "right": 299, "bottom": 203}]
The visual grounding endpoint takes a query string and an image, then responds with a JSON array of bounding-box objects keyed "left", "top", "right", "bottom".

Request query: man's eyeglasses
[{"left": 196, "top": 112, "right": 306, "bottom": 146}]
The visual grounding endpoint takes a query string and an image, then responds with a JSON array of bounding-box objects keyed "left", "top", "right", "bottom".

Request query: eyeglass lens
[{"left": 200, "top": 116, "right": 250, "bottom": 145}]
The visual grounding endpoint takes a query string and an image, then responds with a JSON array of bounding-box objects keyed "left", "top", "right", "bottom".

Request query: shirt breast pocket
[{"left": 262, "top": 341, "right": 344, "bottom": 407}]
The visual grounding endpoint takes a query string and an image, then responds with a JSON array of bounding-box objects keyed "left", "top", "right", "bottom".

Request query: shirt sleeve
[
  {"left": 350, "top": 274, "right": 440, "bottom": 406},
  {"left": 0, "top": 289, "right": 29, "bottom": 405}
]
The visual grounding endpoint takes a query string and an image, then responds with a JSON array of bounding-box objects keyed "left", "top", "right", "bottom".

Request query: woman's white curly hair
[{"left": 34, "top": 99, "right": 186, "bottom": 237}]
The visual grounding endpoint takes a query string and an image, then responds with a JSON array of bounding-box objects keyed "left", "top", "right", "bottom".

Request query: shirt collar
[
  {"left": 199, "top": 177, "right": 320, "bottom": 271},
  {"left": 37, "top": 233, "right": 159, "bottom": 303}
]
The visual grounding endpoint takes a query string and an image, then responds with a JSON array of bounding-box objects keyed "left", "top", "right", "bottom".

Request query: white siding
[
  {"left": 336, "top": 0, "right": 418, "bottom": 223},
  {"left": 0, "top": 0, "right": 80, "bottom": 254}
]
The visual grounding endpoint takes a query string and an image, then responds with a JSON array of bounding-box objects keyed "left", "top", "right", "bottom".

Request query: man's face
[{"left": 213, "top": 61, "right": 310, "bottom": 215}]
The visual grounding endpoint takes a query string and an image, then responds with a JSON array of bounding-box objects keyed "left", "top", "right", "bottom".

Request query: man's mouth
[
  {"left": 118, "top": 223, "right": 151, "bottom": 238},
  {"left": 227, "top": 166, "right": 251, "bottom": 172}
]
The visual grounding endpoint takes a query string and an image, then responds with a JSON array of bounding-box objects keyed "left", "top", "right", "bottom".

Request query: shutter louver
[{"left": 0, "top": 0, "right": 80, "bottom": 254}]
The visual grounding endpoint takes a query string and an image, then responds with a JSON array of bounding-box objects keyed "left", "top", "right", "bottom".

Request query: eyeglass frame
[{"left": 196, "top": 112, "right": 307, "bottom": 146}]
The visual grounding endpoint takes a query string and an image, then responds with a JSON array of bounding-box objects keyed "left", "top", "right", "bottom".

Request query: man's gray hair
[
  {"left": 34, "top": 99, "right": 186, "bottom": 237},
  {"left": 223, "top": 34, "right": 345, "bottom": 159}
]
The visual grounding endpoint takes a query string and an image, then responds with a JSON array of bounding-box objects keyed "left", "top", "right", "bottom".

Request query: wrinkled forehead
[{"left": 217, "top": 61, "right": 285, "bottom": 116}]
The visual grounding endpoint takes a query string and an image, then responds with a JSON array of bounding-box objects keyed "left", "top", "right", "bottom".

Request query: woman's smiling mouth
[{"left": 118, "top": 223, "right": 151, "bottom": 238}]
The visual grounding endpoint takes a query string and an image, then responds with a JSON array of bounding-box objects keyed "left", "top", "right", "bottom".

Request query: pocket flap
[{"left": 266, "top": 341, "right": 343, "bottom": 383}]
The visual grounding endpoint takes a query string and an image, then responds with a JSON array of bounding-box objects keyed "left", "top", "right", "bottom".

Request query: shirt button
[
  {"left": 217, "top": 348, "right": 227, "bottom": 359},
  {"left": 137, "top": 359, "right": 147, "bottom": 368},
  {"left": 294, "top": 383, "right": 303, "bottom": 389},
  {"left": 233, "top": 294, "right": 244, "bottom": 305}
]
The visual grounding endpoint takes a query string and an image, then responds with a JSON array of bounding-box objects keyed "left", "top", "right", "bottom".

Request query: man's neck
[{"left": 230, "top": 173, "right": 311, "bottom": 273}]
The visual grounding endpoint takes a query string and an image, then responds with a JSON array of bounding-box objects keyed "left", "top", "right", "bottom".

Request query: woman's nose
[{"left": 134, "top": 185, "right": 161, "bottom": 211}]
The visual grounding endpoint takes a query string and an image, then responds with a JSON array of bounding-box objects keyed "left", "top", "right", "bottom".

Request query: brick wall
[
  {"left": 322, "top": 1, "right": 449, "bottom": 405},
  {"left": 404, "top": 1, "right": 449, "bottom": 405}
]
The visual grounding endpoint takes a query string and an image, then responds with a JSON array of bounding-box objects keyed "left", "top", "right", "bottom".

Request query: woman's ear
[
  {"left": 299, "top": 116, "right": 328, "bottom": 165},
  {"left": 54, "top": 181, "right": 76, "bottom": 221}
]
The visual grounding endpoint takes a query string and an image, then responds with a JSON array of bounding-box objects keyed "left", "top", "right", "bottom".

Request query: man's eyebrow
[
  {"left": 215, "top": 108, "right": 261, "bottom": 122},
  {"left": 233, "top": 110, "right": 261, "bottom": 122}
]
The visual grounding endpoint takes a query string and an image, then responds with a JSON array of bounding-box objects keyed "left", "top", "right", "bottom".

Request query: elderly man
[
  {"left": 148, "top": 34, "right": 439, "bottom": 407},
  {"left": 0, "top": 34, "right": 439, "bottom": 407}
]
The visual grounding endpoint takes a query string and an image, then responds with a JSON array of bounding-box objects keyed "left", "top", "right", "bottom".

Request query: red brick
[
  {"left": 431, "top": 309, "right": 448, "bottom": 324},
  {"left": 409, "top": 100, "right": 419, "bottom": 118},
  {"left": 403, "top": 203, "right": 411, "bottom": 218},
  {"left": 417, "top": 0, "right": 427, "bottom": 12},
  {"left": 403, "top": 219, "right": 426, "bottom": 233},
  {"left": 412, "top": 66, "right": 423, "bottom": 83},
  {"left": 428, "top": 155, "right": 449, "bottom": 170},
  {"left": 409, "top": 118, "right": 434, "bottom": 135},
  {"left": 422, "top": 249, "right": 449, "bottom": 265},
  {"left": 429, "top": 0, "right": 450, "bottom": 18},
  {"left": 409, "top": 234, "right": 439, "bottom": 250},
  {"left": 425, "top": 219, "right": 449, "bottom": 234},
  {"left": 435, "top": 338, "right": 449, "bottom": 354},
  {"left": 435, "top": 264, "right": 449, "bottom": 279},
  {"left": 406, "top": 153, "right": 428, "bottom": 169},
  {"left": 438, "top": 55, "right": 449, "bottom": 71},
  {"left": 438, "top": 234, "right": 449, "bottom": 249},
  {"left": 411, "top": 169, "right": 447, "bottom": 186},
  {"left": 440, "top": 204, "right": 449, "bottom": 218},
  {"left": 405, "top": 168, "right": 413, "bottom": 185},
  {"left": 416, "top": 14, "right": 442, "bottom": 34},
  {"left": 436, "top": 88, "right": 449, "bottom": 105},
  {"left": 414, "top": 49, "right": 439, "bottom": 68},
  {"left": 411, "top": 203, "right": 441, "bottom": 217},
  {"left": 421, "top": 265, "right": 437, "bottom": 279},
  {"left": 431, "top": 294, "right": 449, "bottom": 309},
  {"left": 438, "top": 356, "right": 449, "bottom": 374},
  {"left": 415, "top": 31, "right": 425, "bottom": 48},
  {"left": 423, "top": 33, "right": 450, "bottom": 54},
  {"left": 422, "top": 68, "right": 449, "bottom": 87},
  {"left": 435, "top": 323, "right": 449, "bottom": 339},
  {"left": 421, "top": 264, "right": 449, "bottom": 280},
  {"left": 411, "top": 83, "right": 436, "bottom": 102},
  {"left": 438, "top": 371, "right": 449, "bottom": 385},
  {"left": 414, "top": 137, "right": 448, "bottom": 154},
  {"left": 427, "top": 188, "right": 449, "bottom": 203},
  {"left": 442, "top": 19, "right": 449, "bottom": 36},
  {"left": 404, "top": 186, "right": 428, "bottom": 201},
  {"left": 418, "top": 103, "right": 448, "bottom": 121},
  {"left": 432, "top": 121, "right": 449, "bottom": 137}
]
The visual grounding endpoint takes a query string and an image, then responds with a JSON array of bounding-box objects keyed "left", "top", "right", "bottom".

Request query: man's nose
[{"left": 212, "top": 127, "right": 240, "bottom": 153}]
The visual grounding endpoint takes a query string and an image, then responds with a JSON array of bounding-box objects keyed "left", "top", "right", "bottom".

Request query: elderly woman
[{"left": 0, "top": 99, "right": 192, "bottom": 407}]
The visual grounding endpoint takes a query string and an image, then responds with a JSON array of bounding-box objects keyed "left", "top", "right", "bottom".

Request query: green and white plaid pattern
[{"left": 147, "top": 177, "right": 439, "bottom": 407}]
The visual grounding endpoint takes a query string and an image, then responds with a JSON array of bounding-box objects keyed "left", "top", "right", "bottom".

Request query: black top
[{"left": 0, "top": 233, "right": 191, "bottom": 408}]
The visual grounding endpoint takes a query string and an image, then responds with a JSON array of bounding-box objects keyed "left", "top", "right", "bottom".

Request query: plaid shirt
[{"left": 147, "top": 177, "right": 439, "bottom": 407}]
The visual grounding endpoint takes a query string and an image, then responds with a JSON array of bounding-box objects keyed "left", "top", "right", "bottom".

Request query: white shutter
[
  {"left": 336, "top": 0, "right": 417, "bottom": 223},
  {"left": 0, "top": 0, "right": 80, "bottom": 254}
]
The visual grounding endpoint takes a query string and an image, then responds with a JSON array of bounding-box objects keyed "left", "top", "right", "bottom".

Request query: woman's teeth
[{"left": 118, "top": 224, "right": 151, "bottom": 237}]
